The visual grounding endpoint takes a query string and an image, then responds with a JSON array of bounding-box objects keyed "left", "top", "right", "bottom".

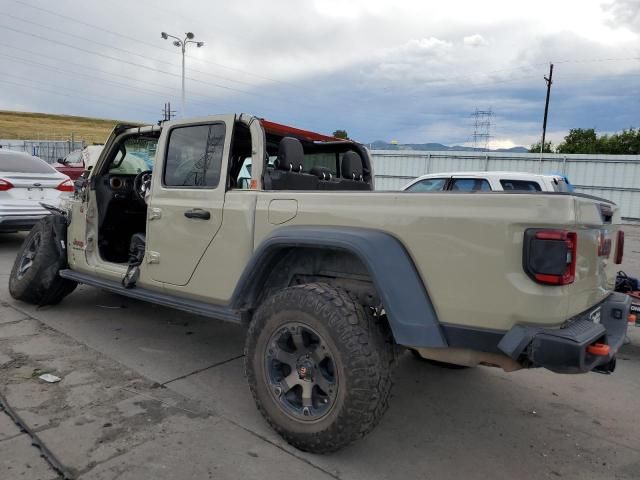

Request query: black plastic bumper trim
[{"left": 499, "top": 293, "right": 631, "bottom": 373}]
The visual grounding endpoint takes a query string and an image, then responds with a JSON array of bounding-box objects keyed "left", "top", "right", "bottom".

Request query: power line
[
  {"left": 0, "top": 76, "right": 157, "bottom": 117},
  {"left": 555, "top": 56, "right": 640, "bottom": 64},
  {"left": 10, "top": 0, "right": 301, "bottom": 89},
  {"left": 0, "top": 51, "right": 175, "bottom": 99},
  {"left": 0, "top": 42, "right": 196, "bottom": 98},
  {"left": 0, "top": 23, "right": 264, "bottom": 98},
  {"left": 3, "top": 12, "right": 264, "bottom": 90}
]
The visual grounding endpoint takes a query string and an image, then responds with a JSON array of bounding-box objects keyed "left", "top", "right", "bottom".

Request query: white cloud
[
  {"left": 603, "top": 0, "right": 640, "bottom": 34},
  {"left": 1, "top": 0, "right": 638, "bottom": 145},
  {"left": 463, "top": 34, "right": 489, "bottom": 47}
]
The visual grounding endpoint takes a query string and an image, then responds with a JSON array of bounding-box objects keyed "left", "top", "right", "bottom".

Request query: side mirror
[{"left": 57, "top": 158, "right": 65, "bottom": 164}]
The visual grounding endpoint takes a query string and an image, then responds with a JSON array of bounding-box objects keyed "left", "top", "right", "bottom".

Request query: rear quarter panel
[{"left": 254, "top": 191, "right": 612, "bottom": 331}]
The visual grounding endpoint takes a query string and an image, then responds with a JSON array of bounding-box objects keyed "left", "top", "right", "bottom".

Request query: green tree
[
  {"left": 529, "top": 141, "right": 554, "bottom": 153},
  {"left": 332, "top": 129, "right": 349, "bottom": 139},
  {"left": 556, "top": 127, "right": 640, "bottom": 154},
  {"left": 556, "top": 128, "right": 599, "bottom": 154},
  {"left": 600, "top": 128, "right": 640, "bottom": 154}
]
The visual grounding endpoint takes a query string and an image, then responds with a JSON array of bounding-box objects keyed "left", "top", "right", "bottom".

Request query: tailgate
[{"left": 567, "top": 196, "right": 622, "bottom": 319}]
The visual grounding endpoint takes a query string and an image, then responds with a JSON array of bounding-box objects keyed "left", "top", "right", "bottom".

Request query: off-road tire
[
  {"left": 245, "top": 283, "right": 395, "bottom": 453},
  {"left": 9, "top": 217, "right": 77, "bottom": 305},
  {"left": 410, "top": 349, "right": 470, "bottom": 369}
]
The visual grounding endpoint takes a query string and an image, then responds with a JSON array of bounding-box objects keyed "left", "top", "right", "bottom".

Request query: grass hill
[{"left": 0, "top": 110, "right": 126, "bottom": 144}]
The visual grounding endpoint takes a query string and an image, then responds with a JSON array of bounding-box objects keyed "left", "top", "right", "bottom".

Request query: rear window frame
[
  {"left": 449, "top": 177, "right": 492, "bottom": 192},
  {"left": 499, "top": 179, "right": 542, "bottom": 192}
]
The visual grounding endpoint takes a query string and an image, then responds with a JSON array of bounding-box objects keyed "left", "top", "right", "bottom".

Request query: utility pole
[
  {"left": 539, "top": 63, "right": 554, "bottom": 165},
  {"left": 160, "top": 102, "right": 176, "bottom": 124}
]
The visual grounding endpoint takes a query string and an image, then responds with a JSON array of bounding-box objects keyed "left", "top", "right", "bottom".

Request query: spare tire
[{"left": 9, "top": 215, "right": 77, "bottom": 305}]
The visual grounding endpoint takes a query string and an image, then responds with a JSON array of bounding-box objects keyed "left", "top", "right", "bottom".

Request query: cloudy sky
[{"left": 0, "top": 0, "right": 638, "bottom": 147}]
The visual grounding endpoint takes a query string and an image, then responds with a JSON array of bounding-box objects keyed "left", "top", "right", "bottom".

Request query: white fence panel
[{"left": 370, "top": 150, "right": 640, "bottom": 220}]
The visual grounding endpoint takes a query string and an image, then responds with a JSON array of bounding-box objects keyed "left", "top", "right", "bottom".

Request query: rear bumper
[
  {"left": 0, "top": 214, "right": 48, "bottom": 232},
  {"left": 498, "top": 292, "right": 631, "bottom": 373}
]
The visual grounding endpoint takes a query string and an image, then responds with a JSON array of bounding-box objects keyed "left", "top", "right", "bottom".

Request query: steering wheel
[{"left": 133, "top": 170, "right": 152, "bottom": 203}]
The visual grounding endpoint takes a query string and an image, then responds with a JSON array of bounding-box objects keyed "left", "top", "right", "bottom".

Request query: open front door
[{"left": 145, "top": 115, "right": 235, "bottom": 286}]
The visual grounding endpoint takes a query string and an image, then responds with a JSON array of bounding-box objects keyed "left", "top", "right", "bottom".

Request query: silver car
[{"left": 0, "top": 149, "right": 73, "bottom": 232}]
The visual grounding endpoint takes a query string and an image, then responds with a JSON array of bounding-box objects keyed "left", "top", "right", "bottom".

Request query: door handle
[{"left": 184, "top": 208, "right": 211, "bottom": 220}]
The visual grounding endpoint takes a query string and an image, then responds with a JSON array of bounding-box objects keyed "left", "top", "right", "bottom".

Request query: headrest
[
  {"left": 310, "top": 166, "right": 333, "bottom": 180},
  {"left": 341, "top": 151, "right": 363, "bottom": 180},
  {"left": 277, "top": 137, "right": 304, "bottom": 172}
]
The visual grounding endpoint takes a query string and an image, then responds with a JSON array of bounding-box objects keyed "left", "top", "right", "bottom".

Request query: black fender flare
[{"left": 230, "top": 226, "right": 447, "bottom": 348}]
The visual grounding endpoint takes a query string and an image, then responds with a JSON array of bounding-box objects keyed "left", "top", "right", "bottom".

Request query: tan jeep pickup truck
[{"left": 9, "top": 113, "right": 631, "bottom": 453}]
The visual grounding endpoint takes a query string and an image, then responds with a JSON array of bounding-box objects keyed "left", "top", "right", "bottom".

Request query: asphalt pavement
[{"left": 1, "top": 227, "right": 640, "bottom": 480}]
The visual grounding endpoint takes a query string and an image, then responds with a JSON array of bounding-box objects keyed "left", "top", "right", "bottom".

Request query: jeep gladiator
[{"left": 9, "top": 113, "right": 631, "bottom": 453}]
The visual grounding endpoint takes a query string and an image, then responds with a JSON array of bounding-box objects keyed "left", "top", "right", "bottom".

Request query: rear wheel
[
  {"left": 9, "top": 217, "right": 77, "bottom": 305},
  {"left": 245, "top": 283, "right": 394, "bottom": 453}
]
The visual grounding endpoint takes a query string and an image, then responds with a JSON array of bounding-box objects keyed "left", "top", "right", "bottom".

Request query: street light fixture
[{"left": 160, "top": 31, "right": 205, "bottom": 117}]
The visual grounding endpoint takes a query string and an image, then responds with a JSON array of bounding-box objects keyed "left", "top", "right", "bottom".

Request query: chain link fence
[{"left": 0, "top": 139, "right": 86, "bottom": 164}]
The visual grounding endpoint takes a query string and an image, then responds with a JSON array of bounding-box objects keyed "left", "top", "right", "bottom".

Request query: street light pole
[
  {"left": 160, "top": 31, "right": 205, "bottom": 118},
  {"left": 181, "top": 41, "right": 186, "bottom": 118}
]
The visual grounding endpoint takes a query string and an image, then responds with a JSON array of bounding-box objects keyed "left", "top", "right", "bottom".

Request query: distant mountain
[{"left": 367, "top": 140, "right": 528, "bottom": 153}]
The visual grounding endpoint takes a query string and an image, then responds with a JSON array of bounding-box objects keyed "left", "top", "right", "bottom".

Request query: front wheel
[
  {"left": 245, "top": 283, "right": 394, "bottom": 453},
  {"left": 9, "top": 217, "right": 77, "bottom": 305}
]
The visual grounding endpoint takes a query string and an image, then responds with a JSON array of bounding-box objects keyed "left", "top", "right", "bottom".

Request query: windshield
[
  {"left": 110, "top": 137, "right": 157, "bottom": 174},
  {"left": 63, "top": 150, "right": 82, "bottom": 165}
]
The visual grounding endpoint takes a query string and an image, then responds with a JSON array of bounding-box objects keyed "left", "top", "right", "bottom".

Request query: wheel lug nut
[
  {"left": 303, "top": 407, "right": 311, "bottom": 416},
  {"left": 274, "top": 386, "right": 282, "bottom": 396}
]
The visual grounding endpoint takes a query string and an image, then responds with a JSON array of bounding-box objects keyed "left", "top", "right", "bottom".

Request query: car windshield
[
  {"left": 110, "top": 137, "right": 157, "bottom": 174},
  {"left": 0, "top": 152, "right": 56, "bottom": 174},
  {"left": 406, "top": 178, "right": 447, "bottom": 192},
  {"left": 63, "top": 150, "right": 82, "bottom": 165}
]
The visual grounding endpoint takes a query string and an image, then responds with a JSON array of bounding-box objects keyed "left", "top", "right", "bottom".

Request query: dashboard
[{"left": 105, "top": 175, "right": 135, "bottom": 200}]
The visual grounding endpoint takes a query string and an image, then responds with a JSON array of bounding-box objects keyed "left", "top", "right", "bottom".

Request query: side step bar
[{"left": 59, "top": 269, "right": 241, "bottom": 324}]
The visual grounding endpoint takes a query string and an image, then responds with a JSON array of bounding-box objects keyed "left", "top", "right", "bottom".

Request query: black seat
[
  {"left": 268, "top": 137, "right": 318, "bottom": 190},
  {"left": 338, "top": 151, "right": 371, "bottom": 190}
]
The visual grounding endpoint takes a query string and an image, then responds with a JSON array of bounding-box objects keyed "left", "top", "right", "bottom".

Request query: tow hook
[{"left": 594, "top": 356, "right": 616, "bottom": 375}]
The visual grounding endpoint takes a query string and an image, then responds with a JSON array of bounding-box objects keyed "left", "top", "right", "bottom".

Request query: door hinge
[
  {"left": 148, "top": 208, "right": 162, "bottom": 220},
  {"left": 146, "top": 251, "right": 160, "bottom": 264}
]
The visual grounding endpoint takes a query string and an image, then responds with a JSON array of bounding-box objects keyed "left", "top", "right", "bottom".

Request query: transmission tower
[{"left": 471, "top": 108, "right": 493, "bottom": 151}]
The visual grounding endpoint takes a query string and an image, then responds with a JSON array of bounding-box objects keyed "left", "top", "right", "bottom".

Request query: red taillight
[
  {"left": 56, "top": 179, "right": 74, "bottom": 192},
  {"left": 523, "top": 229, "right": 577, "bottom": 286},
  {"left": 0, "top": 178, "right": 14, "bottom": 191},
  {"left": 614, "top": 230, "right": 624, "bottom": 264}
]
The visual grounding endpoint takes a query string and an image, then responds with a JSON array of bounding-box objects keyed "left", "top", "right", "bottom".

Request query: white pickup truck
[{"left": 403, "top": 171, "right": 572, "bottom": 193}]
